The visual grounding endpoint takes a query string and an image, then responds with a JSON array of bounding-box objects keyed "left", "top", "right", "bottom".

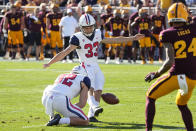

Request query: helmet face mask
[
  {"left": 80, "top": 25, "right": 95, "bottom": 37},
  {"left": 139, "top": 8, "right": 148, "bottom": 18},
  {"left": 79, "top": 14, "right": 96, "bottom": 37}
]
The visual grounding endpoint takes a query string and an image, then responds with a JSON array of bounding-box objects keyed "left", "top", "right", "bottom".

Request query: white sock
[
  {"left": 88, "top": 95, "right": 99, "bottom": 108},
  {"left": 59, "top": 117, "right": 70, "bottom": 125},
  {"left": 88, "top": 107, "right": 94, "bottom": 118}
]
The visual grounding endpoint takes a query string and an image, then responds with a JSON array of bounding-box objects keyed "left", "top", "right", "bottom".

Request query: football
[{"left": 101, "top": 93, "right": 119, "bottom": 105}]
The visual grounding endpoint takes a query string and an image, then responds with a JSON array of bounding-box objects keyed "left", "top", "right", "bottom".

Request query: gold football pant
[{"left": 146, "top": 74, "right": 196, "bottom": 105}]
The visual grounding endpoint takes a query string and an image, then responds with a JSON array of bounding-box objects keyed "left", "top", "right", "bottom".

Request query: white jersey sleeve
[{"left": 70, "top": 29, "right": 103, "bottom": 64}]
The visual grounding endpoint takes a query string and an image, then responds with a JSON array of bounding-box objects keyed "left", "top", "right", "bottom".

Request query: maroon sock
[
  {"left": 177, "top": 105, "right": 194, "bottom": 131},
  {"left": 159, "top": 47, "right": 163, "bottom": 60},
  {"left": 145, "top": 97, "right": 156, "bottom": 131}
]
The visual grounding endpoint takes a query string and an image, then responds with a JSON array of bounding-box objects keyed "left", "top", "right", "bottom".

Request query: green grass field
[{"left": 0, "top": 60, "right": 196, "bottom": 131}]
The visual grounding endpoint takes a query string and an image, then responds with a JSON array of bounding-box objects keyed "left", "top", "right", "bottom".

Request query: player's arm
[
  {"left": 156, "top": 0, "right": 161, "bottom": 8},
  {"left": 101, "top": 34, "right": 144, "bottom": 44},
  {"left": 3, "top": 16, "right": 8, "bottom": 37},
  {"left": 59, "top": 25, "right": 63, "bottom": 40},
  {"left": 128, "top": 20, "right": 132, "bottom": 35},
  {"left": 145, "top": 43, "right": 175, "bottom": 82},
  {"left": 3, "top": 16, "right": 8, "bottom": 30},
  {"left": 163, "top": 17, "right": 166, "bottom": 29},
  {"left": 43, "top": 44, "right": 77, "bottom": 68},
  {"left": 75, "top": 82, "right": 88, "bottom": 108},
  {"left": 131, "top": 21, "right": 138, "bottom": 28},
  {"left": 21, "top": 15, "right": 25, "bottom": 30},
  {"left": 157, "top": 43, "right": 175, "bottom": 75},
  {"left": 46, "top": 15, "right": 50, "bottom": 37}
]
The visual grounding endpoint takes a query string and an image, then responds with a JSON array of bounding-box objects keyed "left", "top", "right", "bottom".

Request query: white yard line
[{"left": 22, "top": 125, "right": 45, "bottom": 128}]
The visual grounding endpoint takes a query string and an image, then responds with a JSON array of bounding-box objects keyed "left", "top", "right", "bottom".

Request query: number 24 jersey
[{"left": 160, "top": 23, "right": 196, "bottom": 79}]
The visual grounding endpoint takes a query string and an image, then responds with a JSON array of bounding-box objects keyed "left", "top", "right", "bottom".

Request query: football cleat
[
  {"left": 15, "top": 52, "right": 21, "bottom": 59},
  {"left": 89, "top": 117, "right": 100, "bottom": 122},
  {"left": 46, "top": 114, "right": 61, "bottom": 126},
  {"left": 149, "top": 60, "right": 153, "bottom": 64},
  {"left": 39, "top": 55, "right": 44, "bottom": 60},
  {"left": 159, "top": 59, "right": 163, "bottom": 64},
  {"left": 105, "top": 57, "right": 110, "bottom": 64},
  {"left": 3, "top": 52, "right": 10, "bottom": 59},
  {"left": 94, "top": 106, "right": 103, "bottom": 117},
  {"left": 141, "top": 60, "right": 146, "bottom": 64}
]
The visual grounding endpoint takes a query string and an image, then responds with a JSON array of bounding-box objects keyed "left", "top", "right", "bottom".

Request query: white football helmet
[
  {"left": 71, "top": 65, "right": 87, "bottom": 76},
  {"left": 79, "top": 13, "right": 96, "bottom": 36}
]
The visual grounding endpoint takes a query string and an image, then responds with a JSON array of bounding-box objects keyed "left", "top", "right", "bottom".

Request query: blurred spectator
[
  {"left": 78, "top": 0, "right": 87, "bottom": 7},
  {"left": 42, "top": 0, "right": 49, "bottom": 4},
  {"left": 97, "top": 0, "right": 109, "bottom": 6},
  {"left": 156, "top": 0, "right": 172, "bottom": 12},
  {"left": 59, "top": 9, "right": 78, "bottom": 63},
  {"left": 25, "top": 0, "right": 36, "bottom": 14},
  {"left": 131, "top": 0, "right": 143, "bottom": 7},
  {"left": 84, "top": 5, "right": 100, "bottom": 27},
  {"left": 34, "top": 0, "right": 42, "bottom": 5},
  {"left": 6, "top": 0, "right": 15, "bottom": 9},
  {"left": 20, "top": 0, "right": 28, "bottom": 5},
  {"left": 59, "top": 0, "right": 68, "bottom": 7},
  {"left": 110, "top": 0, "right": 119, "bottom": 6},
  {"left": 119, "top": 0, "right": 130, "bottom": 7},
  {"left": 86, "top": 0, "right": 98, "bottom": 5},
  {"left": 0, "top": 0, "right": 3, "bottom": 5},
  {"left": 67, "top": 0, "right": 78, "bottom": 8},
  {"left": 142, "top": 0, "right": 153, "bottom": 7}
]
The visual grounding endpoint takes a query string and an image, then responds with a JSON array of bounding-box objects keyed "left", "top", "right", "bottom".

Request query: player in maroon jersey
[
  {"left": 26, "top": 8, "right": 44, "bottom": 61},
  {"left": 145, "top": 3, "right": 196, "bottom": 131},
  {"left": 3, "top": 5, "right": 25, "bottom": 60},
  {"left": 131, "top": 8, "right": 152, "bottom": 64},
  {"left": 105, "top": 9, "right": 124, "bottom": 64},
  {"left": 100, "top": 4, "right": 113, "bottom": 64},
  {"left": 121, "top": 10, "right": 132, "bottom": 63},
  {"left": 46, "top": 3, "right": 63, "bottom": 57},
  {"left": 128, "top": 3, "right": 142, "bottom": 63},
  {"left": 151, "top": 8, "right": 166, "bottom": 63},
  {"left": 39, "top": 3, "right": 50, "bottom": 60},
  {"left": 84, "top": 5, "right": 99, "bottom": 27}
]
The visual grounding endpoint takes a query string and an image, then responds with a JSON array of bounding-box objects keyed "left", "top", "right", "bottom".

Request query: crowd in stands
[{"left": 0, "top": 0, "right": 195, "bottom": 64}]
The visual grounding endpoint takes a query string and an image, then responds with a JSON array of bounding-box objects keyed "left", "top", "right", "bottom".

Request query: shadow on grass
[{"left": 73, "top": 121, "right": 185, "bottom": 130}]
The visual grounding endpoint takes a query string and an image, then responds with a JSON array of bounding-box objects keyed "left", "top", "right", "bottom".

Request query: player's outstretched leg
[
  {"left": 145, "top": 97, "right": 156, "bottom": 131},
  {"left": 177, "top": 105, "right": 194, "bottom": 131}
]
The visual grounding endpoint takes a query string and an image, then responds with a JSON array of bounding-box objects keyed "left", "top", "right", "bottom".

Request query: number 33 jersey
[
  {"left": 159, "top": 23, "right": 196, "bottom": 79},
  {"left": 69, "top": 29, "right": 103, "bottom": 65}
]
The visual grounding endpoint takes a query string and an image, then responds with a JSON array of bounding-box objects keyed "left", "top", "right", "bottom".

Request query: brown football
[{"left": 101, "top": 93, "right": 119, "bottom": 105}]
